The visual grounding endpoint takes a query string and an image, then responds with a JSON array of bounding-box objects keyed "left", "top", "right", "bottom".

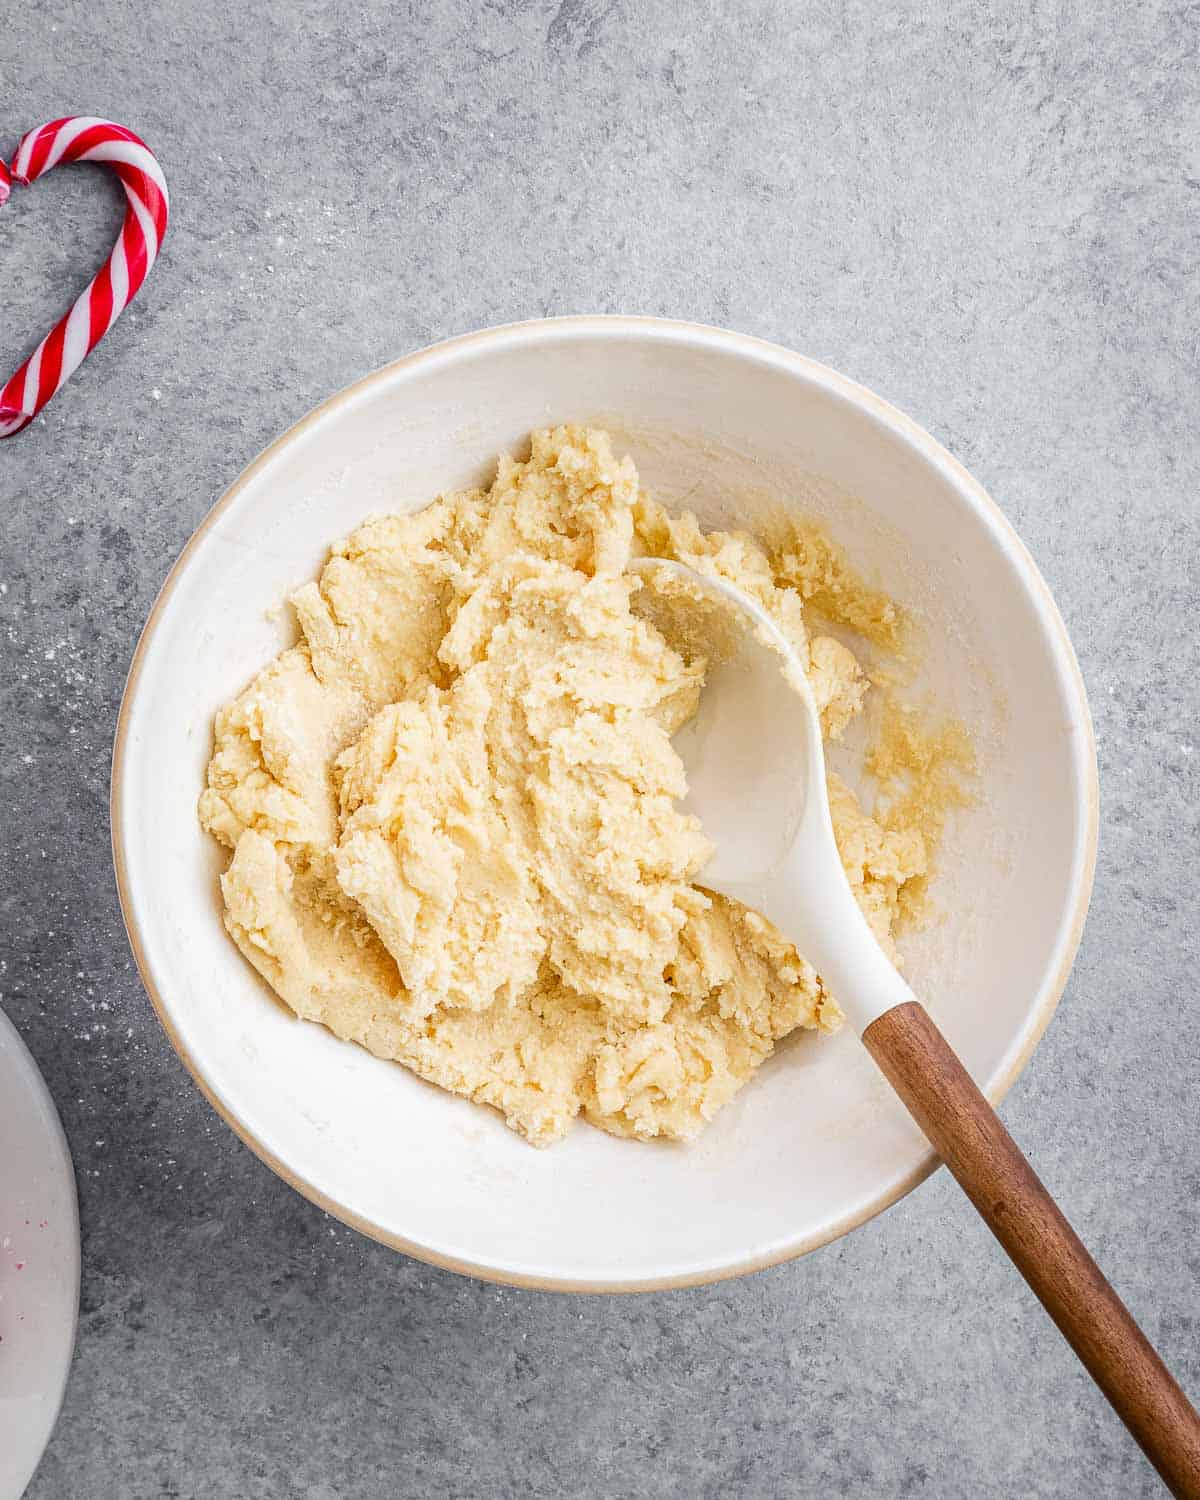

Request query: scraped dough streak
[{"left": 200, "top": 428, "right": 931, "bottom": 1145}]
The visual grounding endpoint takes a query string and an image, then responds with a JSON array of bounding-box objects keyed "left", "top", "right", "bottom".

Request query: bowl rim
[{"left": 111, "top": 314, "right": 1100, "bottom": 1293}]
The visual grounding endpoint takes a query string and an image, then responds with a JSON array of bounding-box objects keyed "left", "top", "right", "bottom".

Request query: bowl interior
[{"left": 115, "top": 321, "right": 1095, "bottom": 1289}]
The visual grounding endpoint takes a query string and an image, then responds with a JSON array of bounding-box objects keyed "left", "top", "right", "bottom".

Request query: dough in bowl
[{"left": 199, "top": 427, "right": 936, "bottom": 1145}]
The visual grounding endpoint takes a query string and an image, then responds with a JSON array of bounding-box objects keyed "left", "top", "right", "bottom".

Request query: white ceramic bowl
[
  {"left": 113, "top": 317, "right": 1097, "bottom": 1291},
  {"left": 0, "top": 1006, "right": 79, "bottom": 1496}
]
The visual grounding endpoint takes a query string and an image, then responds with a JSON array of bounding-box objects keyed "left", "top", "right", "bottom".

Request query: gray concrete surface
[{"left": 2, "top": 1, "right": 1197, "bottom": 1495}]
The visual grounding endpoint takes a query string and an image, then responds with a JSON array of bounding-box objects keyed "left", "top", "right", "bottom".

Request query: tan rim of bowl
[{"left": 111, "top": 315, "right": 1100, "bottom": 1293}]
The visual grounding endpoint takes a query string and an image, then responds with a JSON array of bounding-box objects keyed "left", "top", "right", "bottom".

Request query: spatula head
[
  {"left": 630, "top": 557, "right": 825, "bottom": 899},
  {"left": 631, "top": 557, "right": 913, "bottom": 1035}
]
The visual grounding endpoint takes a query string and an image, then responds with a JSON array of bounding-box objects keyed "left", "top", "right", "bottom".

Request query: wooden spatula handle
[{"left": 863, "top": 1001, "right": 1200, "bottom": 1499}]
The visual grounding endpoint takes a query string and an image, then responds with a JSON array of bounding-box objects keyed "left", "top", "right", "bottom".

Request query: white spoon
[{"left": 634, "top": 557, "right": 1200, "bottom": 1499}]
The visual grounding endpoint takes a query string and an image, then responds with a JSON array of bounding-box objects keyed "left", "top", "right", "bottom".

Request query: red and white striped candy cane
[{"left": 0, "top": 117, "right": 169, "bottom": 439}]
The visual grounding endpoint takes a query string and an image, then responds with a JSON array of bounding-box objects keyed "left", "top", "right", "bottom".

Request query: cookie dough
[{"left": 199, "top": 427, "right": 932, "bottom": 1145}]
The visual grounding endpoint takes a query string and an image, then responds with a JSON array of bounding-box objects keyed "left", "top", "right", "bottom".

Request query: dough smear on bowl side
[{"left": 199, "top": 426, "right": 957, "bottom": 1146}]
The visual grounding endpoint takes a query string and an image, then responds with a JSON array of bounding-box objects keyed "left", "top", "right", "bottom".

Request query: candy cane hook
[{"left": 0, "top": 117, "right": 169, "bottom": 439}]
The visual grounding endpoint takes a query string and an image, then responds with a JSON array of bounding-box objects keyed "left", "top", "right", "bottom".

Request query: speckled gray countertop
[{"left": 2, "top": 3, "right": 1198, "bottom": 1495}]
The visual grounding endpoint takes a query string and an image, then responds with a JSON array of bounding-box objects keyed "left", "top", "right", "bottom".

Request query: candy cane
[{"left": 0, "top": 117, "right": 169, "bottom": 439}]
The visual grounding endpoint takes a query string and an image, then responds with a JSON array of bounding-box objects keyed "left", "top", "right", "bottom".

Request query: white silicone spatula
[{"left": 634, "top": 557, "right": 1200, "bottom": 1500}]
